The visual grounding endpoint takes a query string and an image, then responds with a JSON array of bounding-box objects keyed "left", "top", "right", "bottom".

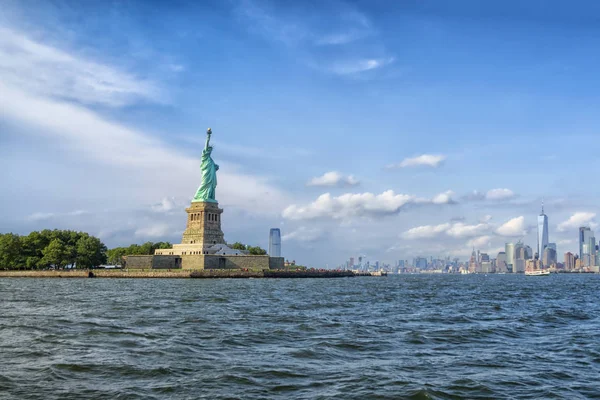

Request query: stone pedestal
[{"left": 181, "top": 201, "right": 226, "bottom": 249}]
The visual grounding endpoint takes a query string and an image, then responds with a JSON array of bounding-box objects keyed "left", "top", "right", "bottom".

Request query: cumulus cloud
[
  {"left": 557, "top": 212, "right": 598, "bottom": 232},
  {"left": 388, "top": 154, "right": 446, "bottom": 169},
  {"left": 282, "top": 190, "right": 455, "bottom": 220},
  {"left": 432, "top": 190, "right": 456, "bottom": 205},
  {"left": 466, "top": 235, "right": 493, "bottom": 249},
  {"left": 307, "top": 171, "right": 359, "bottom": 187},
  {"left": 485, "top": 188, "right": 516, "bottom": 201},
  {"left": 446, "top": 222, "right": 490, "bottom": 238},
  {"left": 402, "top": 223, "right": 451, "bottom": 239},
  {"left": 402, "top": 221, "right": 490, "bottom": 240},
  {"left": 151, "top": 197, "right": 187, "bottom": 213},
  {"left": 496, "top": 216, "right": 527, "bottom": 237}
]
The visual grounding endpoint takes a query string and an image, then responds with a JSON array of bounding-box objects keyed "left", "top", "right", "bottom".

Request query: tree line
[
  {"left": 230, "top": 242, "right": 267, "bottom": 255},
  {"left": 0, "top": 230, "right": 268, "bottom": 270},
  {"left": 0, "top": 230, "right": 107, "bottom": 270},
  {"left": 106, "top": 242, "right": 172, "bottom": 265}
]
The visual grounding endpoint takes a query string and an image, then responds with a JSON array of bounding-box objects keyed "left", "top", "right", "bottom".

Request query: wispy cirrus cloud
[
  {"left": 329, "top": 57, "right": 395, "bottom": 75},
  {"left": 0, "top": 26, "right": 290, "bottom": 218},
  {"left": 387, "top": 154, "right": 446, "bottom": 169},
  {"left": 236, "top": 0, "right": 394, "bottom": 76},
  {"left": 27, "top": 210, "right": 88, "bottom": 222},
  {"left": 0, "top": 27, "right": 161, "bottom": 107}
]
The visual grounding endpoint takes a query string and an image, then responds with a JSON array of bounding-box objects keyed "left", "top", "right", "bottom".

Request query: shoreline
[{"left": 0, "top": 269, "right": 357, "bottom": 279}]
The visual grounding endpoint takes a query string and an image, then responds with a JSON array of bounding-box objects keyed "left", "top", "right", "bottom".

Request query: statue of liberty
[{"left": 192, "top": 128, "right": 219, "bottom": 203}]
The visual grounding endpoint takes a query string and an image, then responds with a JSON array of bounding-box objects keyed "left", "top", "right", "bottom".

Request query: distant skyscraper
[
  {"left": 497, "top": 251, "right": 507, "bottom": 273},
  {"left": 579, "top": 227, "right": 592, "bottom": 259},
  {"left": 564, "top": 252, "right": 575, "bottom": 270},
  {"left": 542, "top": 247, "right": 557, "bottom": 267},
  {"left": 537, "top": 203, "right": 549, "bottom": 261},
  {"left": 268, "top": 228, "right": 281, "bottom": 257},
  {"left": 505, "top": 243, "right": 515, "bottom": 273}
]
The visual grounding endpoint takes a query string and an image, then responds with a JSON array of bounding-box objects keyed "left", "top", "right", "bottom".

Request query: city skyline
[
  {"left": 1, "top": 1, "right": 600, "bottom": 267},
  {"left": 339, "top": 203, "right": 598, "bottom": 272}
]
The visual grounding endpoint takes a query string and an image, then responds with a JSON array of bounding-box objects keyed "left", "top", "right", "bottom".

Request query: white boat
[{"left": 525, "top": 269, "right": 550, "bottom": 276}]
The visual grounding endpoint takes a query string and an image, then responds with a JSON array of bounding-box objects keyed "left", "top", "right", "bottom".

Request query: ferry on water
[{"left": 525, "top": 269, "right": 550, "bottom": 276}]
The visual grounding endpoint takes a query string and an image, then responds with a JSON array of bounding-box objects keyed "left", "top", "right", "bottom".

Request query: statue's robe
[{"left": 193, "top": 148, "right": 218, "bottom": 202}]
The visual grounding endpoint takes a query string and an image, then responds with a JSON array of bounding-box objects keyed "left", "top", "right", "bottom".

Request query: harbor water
[{"left": 1, "top": 274, "right": 599, "bottom": 399}]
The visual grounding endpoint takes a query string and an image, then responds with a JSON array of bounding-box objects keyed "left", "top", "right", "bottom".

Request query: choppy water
[{"left": 1, "top": 275, "right": 599, "bottom": 399}]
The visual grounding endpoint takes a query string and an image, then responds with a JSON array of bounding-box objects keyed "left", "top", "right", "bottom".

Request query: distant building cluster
[{"left": 338, "top": 204, "right": 600, "bottom": 274}]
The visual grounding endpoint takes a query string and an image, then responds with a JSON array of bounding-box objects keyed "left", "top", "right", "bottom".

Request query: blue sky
[{"left": 1, "top": 0, "right": 599, "bottom": 266}]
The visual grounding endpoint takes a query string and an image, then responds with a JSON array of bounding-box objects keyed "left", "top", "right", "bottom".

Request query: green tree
[
  {"left": 76, "top": 236, "right": 107, "bottom": 269},
  {"left": 106, "top": 247, "right": 127, "bottom": 265},
  {"left": 247, "top": 246, "right": 267, "bottom": 255},
  {"left": 231, "top": 242, "right": 246, "bottom": 250},
  {"left": 40, "top": 238, "right": 69, "bottom": 269},
  {"left": 0, "top": 233, "right": 22, "bottom": 270}
]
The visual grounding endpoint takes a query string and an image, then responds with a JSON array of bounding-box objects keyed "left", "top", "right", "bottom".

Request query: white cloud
[
  {"left": 401, "top": 221, "right": 490, "bottom": 240},
  {"left": 151, "top": 197, "right": 186, "bottom": 213},
  {"left": 486, "top": 188, "right": 515, "bottom": 201},
  {"left": 282, "top": 190, "right": 456, "bottom": 221},
  {"left": 0, "top": 27, "right": 160, "bottom": 107},
  {"left": 557, "top": 212, "right": 598, "bottom": 232},
  {"left": 388, "top": 154, "right": 446, "bottom": 169},
  {"left": 446, "top": 222, "right": 490, "bottom": 238},
  {"left": 283, "top": 190, "right": 414, "bottom": 220},
  {"left": 402, "top": 217, "right": 530, "bottom": 241},
  {"left": 307, "top": 171, "right": 359, "bottom": 187},
  {"left": 467, "top": 235, "right": 492, "bottom": 249},
  {"left": 402, "top": 223, "right": 451, "bottom": 239},
  {"left": 432, "top": 190, "right": 456, "bottom": 205},
  {"left": 496, "top": 216, "right": 527, "bottom": 237},
  {"left": 282, "top": 227, "right": 324, "bottom": 242}
]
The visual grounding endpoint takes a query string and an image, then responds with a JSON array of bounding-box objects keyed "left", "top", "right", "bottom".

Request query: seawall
[{"left": 0, "top": 269, "right": 359, "bottom": 279}]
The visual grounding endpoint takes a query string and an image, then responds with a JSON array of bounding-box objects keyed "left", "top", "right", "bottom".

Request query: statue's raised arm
[{"left": 204, "top": 128, "right": 212, "bottom": 151}]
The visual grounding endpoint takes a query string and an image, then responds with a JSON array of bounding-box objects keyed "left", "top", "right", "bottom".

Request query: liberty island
[{"left": 126, "top": 128, "right": 285, "bottom": 271}]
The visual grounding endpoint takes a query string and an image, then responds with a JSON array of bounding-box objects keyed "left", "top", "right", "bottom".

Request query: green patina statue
[{"left": 192, "top": 128, "right": 219, "bottom": 203}]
